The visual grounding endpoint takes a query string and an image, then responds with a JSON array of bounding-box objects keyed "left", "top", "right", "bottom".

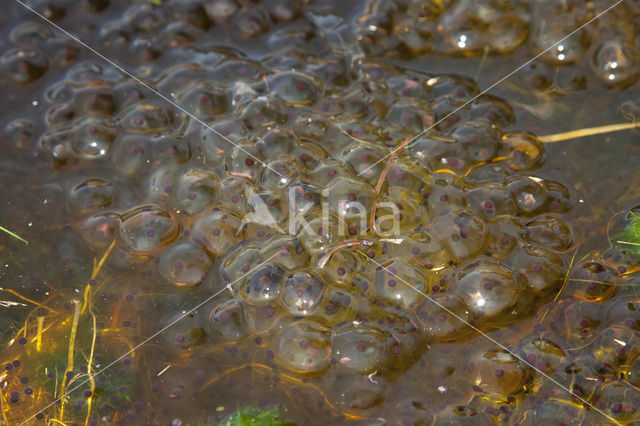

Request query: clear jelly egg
[
  {"left": 281, "top": 271, "right": 325, "bottom": 316},
  {"left": 239, "top": 264, "right": 285, "bottom": 305},
  {"left": 331, "top": 323, "right": 387, "bottom": 374},
  {"left": 157, "top": 241, "right": 212, "bottom": 287},
  {"left": 207, "top": 299, "right": 252, "bottom": 341},
  {"left": 456, "top": 260, "right": 521, "bottom": 317},
  {"left": 373, "top": 259, "right": 428, "bottom": 309},
  {"left": 273, "top": 319, "right": 331, "bottom": 374},
  {"left": 415, "top": 293, "right": 475, "bottom": 342},
  {"left": 119, "top": 205, "right": 178, "bottom": 254},
  {"left": 471, "top": 348, "right": 530, "bottom": 397},
  {"left": 433, "top": 210, "right": 487, "bottom": 261}
]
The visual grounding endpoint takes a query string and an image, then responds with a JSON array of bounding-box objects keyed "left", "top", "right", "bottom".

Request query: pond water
[{"left": 1, "top": 1, "right": 640, "bottom": 425}]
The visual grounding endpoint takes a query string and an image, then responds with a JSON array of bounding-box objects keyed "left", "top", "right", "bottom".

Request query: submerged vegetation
[
  {"left": 217, "top": 406, "right": 294, "bottom": 426},
  {"left": 613, "top": 211, "right": 640, "bottom": 258}
]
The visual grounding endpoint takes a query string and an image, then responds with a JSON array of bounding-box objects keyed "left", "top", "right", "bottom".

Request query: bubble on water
[
  {"left": 281, "top": 271, "right": 325, "bottom": 316},
  {"left": 119, "top": 205, "right": 178, "bottom": 254},
  {"left": 273, "top": 319, "right": 331, "bottom": 374},
  {"left": 157, "top": 241, "right": 211, "bottom": 287},
  {"left": 456, "top": 260, "right": 522, "bottom": 317}
]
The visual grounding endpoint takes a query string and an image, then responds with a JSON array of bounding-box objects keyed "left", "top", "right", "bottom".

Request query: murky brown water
[{"left": 1, "top": 1, "right": 640, "bottom": 425}]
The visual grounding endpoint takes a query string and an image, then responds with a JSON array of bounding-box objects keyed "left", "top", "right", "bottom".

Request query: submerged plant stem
[
  {"left": 59, "top": 299, "right": 81, "bottom": 420},
  {"left": 538, "top": 122, "right": 640, "bottom": 143},
  {"left": 0, "top": 225, "right": 28, "bottom": 245}
]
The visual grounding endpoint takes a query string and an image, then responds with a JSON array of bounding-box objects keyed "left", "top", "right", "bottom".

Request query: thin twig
[
  {"left": 317, "top": 239, "right": 373, "bottom": 268},
  {"left": 84, "top": 313, "right": 97, "bottom": 426},
  {"left": 538, "top": 122, "right": 640, "bottom": 143},
  {"left": 540, "top": 249, "right": 578, "bottom": 322},
  {"left": 0, "top": 225, "right": 28, "bottom": 245},
  {"left": 370, "top": 136, "right": 411, "bottom": 233},
  {"left": 474, "top": 45, "right": 490, "bottom": 80},
  {"left": 59, "top": 300, "right": 81, "bottom": 420},
  {"left": 0, "top": 287, "right": 58, "bottom": 314}
]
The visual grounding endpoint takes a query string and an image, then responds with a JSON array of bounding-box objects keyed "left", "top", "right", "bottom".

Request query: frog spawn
[
  {"left": 355, "top": 0, "right": 640, "bottom": 88},
  {"left": 4, "top": 5, "right": 599, "bottom": 422}
]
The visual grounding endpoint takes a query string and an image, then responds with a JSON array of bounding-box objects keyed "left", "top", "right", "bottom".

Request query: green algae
[
  {"left": 613, "top": 211, "right": 640, "bottom": 258},
  {"left": 217, "top": 406, "right": 295, "bottom": 426}
]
